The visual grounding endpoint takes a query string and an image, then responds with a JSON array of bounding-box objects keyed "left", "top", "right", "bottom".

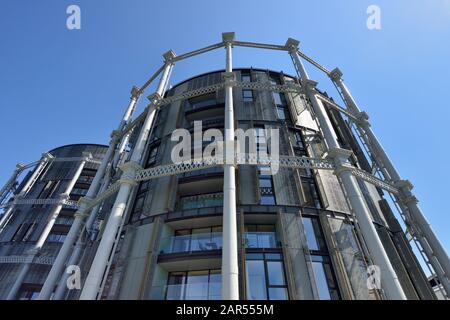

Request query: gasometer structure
[{"left": 0, "top": 32, "right": 448, "bottom": 300}]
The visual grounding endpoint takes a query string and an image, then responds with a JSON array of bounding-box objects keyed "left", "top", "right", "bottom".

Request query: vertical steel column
[
  {"left": 7, "top": 153, "right": 89, "bottom": 300},
  {"left": 0, "top": 163, "right": 23, "bottom": 204},
  {"left": 221, "top": 32, "right": 239, "bottom": 300},
  {"left": 0, "top": 155, "right": 52, "bottom": 234},
  {"left": 38, "top": 87, "right": 142, "bottom": 300},
  {"left": 0, "top": 165, "right": 23, "bottom": 230},
  {"left": 330, "top": 67, "right": 450, "bottom": 294},
  {"left": 286, "top": 38, "right": 406, "bottom": 300},
  {"left": 80, "top": 53, "right": 174, "bottom": 300},
  {"left": 19, "top": 153, "right": 54, "bottom": 197}
]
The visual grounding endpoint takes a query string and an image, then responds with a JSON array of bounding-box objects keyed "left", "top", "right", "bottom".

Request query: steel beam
[
  {"left": 79, "top": 52, "right": 174, "bottom": 300},
  {"left": 38, "top": 87, "right": 142, "bottom": 300},
  {"left": 287, "top": 38, "right": 406, "bottom": 300}
]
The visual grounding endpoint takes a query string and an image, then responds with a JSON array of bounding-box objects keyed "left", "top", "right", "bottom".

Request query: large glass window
[
  {"left": 303, "top": 216, "right": 340, "bottom": 300},
  {"left": 166, "top": 270, "right": 221, "bottom": 300},
  {"left": 311, "top": 256, "right": 340, "bottom": 300},
  {"left": 246, "top": 253, "right": 288, "bottom": 300},
  {"left": 162, "top": 226, "right": 223, "bottom": 254},
  {"left": 303, "top": 216, "right": 327, "bottom": 252},
  {"left": 245, "top": 225, "right": 279, "bottom": 248}
]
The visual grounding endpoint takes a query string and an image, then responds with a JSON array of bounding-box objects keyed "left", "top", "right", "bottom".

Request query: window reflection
[
  {"left": 166, "top": 270, "right": 221, "bottom": 300},
  {"left": 246, "top": 253, "right": 288, "bottom": 300}
]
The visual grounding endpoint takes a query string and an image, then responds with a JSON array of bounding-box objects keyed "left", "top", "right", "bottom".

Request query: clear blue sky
[{"left": 1, "top": 1, "right": 449, "bottom": 252}]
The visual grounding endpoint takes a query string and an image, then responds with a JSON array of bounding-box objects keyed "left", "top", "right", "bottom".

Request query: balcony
[
  {"left": 244, "top": 232, "right": 280, "bottom": 249},
  {"left": 176, "top": 193, "right": 223, "bottom": 211},
  {"left": 159, "top": 232, "right": 222, "bottom": 254},
  {"left": 178, "top": 166, "right": 224, "bottom": 181}
]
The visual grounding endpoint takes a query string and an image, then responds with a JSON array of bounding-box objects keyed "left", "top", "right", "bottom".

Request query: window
[
  {"left": 241, "top": 72, "right": 251, "bottom": 82},
  {"left": 242, "top": 89, "right": 254, "bottom": 102},
  {"left": 33, "top": 180, "right": 60, "bottom": 207},
  {"left": 246, "top": 253, "right": 288, "bottom": 300},
  {"left": 245, "top": 225, "right": 279, "bottom": 248},
  {"left": 301, "top": 179, "right": 321, "bottom": 208},
  {"left": 55, "top": 216, "right": 74, "bottom": 226},
  {"left": 188, "top": 93, "right": 217, "bottom": 110},
  {"left": 293, "top": 131, "right": 305, "bottom": 149},
  {"left": 133, "top": 195, "right": 145, "bottom": 214},
  {"left": 47, "top": 233, "right": 67, "bottom": 243},
  {"left": 77, "top": 170, "right": 96, "bottom": 184},
  {"left": 311, "top": 256, "right": 340, "bottom": 300},
  {"left": 130, "top": 180, "right": 151, "bottom": 222},
  {"left": 254, "top": 127, "right": 267, "bottom": 154},
  {"left": 18, "top": 286, "right": 41, "bottom": 300},
  {"left": 302, "top": 216, "right": 340, "bottom": 300},
  {"left": 166, "top": 270, "right": 221, "bottom": 300},
  {"left": 258, "top": 166, "right": 275, "bottom": 205},
  {"left": 269, "top": 75, "right": 280, "bottom": 85},
  {"left": 273, "top": 92, "right": 287, "bottom": 106},
  {"left": 70, "top": 188, "right": 88, "bottom": 197},
  {"left": 11, "top": 223, "right": 29, "bottom": 242},
  {"left": 277, "top": 106, "right": 287, "bottom": 120},
  {"left": 146, "top": 145, "right": 159, "bottom": 167},
  {"left": 303, "top": 217, "right": 327, "bottom": 252},
  {"left": 163, "top": 226, "right": 223, "bottom": 253},
  {"left": 22, "top": 222, "right": 36, "bottom": 242}
]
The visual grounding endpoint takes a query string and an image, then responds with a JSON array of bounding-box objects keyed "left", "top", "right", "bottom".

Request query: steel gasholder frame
[{"left": 2, "top": 32, "right": 448, "bottom": 300}]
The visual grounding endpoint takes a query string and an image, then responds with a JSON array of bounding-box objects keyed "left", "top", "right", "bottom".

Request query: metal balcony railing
[
  {"left": 165, "top": 283, "right": 221, "bottom": 300},
  {"left": 244, "top": 232, "right": 280, "bottom": 249},
  {"left": 159, "top": 232, "right": 222, "bottom": 254},
  {"left": 176, "top": 193, "right": 223, "bottom": 211}
]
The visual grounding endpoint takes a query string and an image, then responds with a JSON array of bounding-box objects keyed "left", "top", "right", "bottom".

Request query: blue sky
[{"left": 1, "top": 0, "right": 449, "bottom": 252}]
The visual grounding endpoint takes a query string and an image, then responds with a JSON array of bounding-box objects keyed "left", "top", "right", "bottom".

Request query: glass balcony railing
[
  {"left": 159, "top": 232, "right": 223, "bottom": 254},
  {"left": 176, "top": 193, "right": 223, "bottom": 211},
  {"left": 165, "top": 283, "right": 221, "bottom": 300},
  {"left": 244, "top": 232, "right": 280, "bottom": 249}
]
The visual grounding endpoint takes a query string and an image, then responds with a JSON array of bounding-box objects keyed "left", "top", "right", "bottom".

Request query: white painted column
[
  {"left": 0, "top": 165, "right": 25, "bottom": 230},
  {"left": 1, "top": 152, "right": 53, "bottom": 232},
  {"left": 221, "top": 32, "right": 239, "bottom": 300},
  {"left": 0, "top": 164, "right": 23, "bottom": 204},
  {"left": 330, "top": 68, "right": 450, "bottom": 294},
  {"left": 38, "top": 88, "right": 142, "bottom": 300},
  {"left": 7, "top": 154, "right": 89, "bottom": 300},
  {"left": 19, "top": 153, "right": 54, "bottom": 197},
  {"left": 80, "top": 53, "right": 174, "bottom": 300},
  {"left": 52, "top": 171, "right": 113, "bottom": 300},
  {"left": 287, "top": 38, "right": 406, "bottom": 300}
]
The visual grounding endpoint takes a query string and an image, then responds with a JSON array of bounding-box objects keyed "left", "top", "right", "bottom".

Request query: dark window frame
[{"left": 246, "top": 252, "right": 289, "bottom": 300}]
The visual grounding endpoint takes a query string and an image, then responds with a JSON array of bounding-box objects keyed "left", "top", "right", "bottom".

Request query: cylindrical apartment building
[
  {"left": 91, "top": 68, "right": 435, "bottom": 300},
  {"left": 0, "top": 144, "right": 107, "bottom": 299},
  {"left": 0, "top": 33, "right": 448, "bottom": 300}
]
